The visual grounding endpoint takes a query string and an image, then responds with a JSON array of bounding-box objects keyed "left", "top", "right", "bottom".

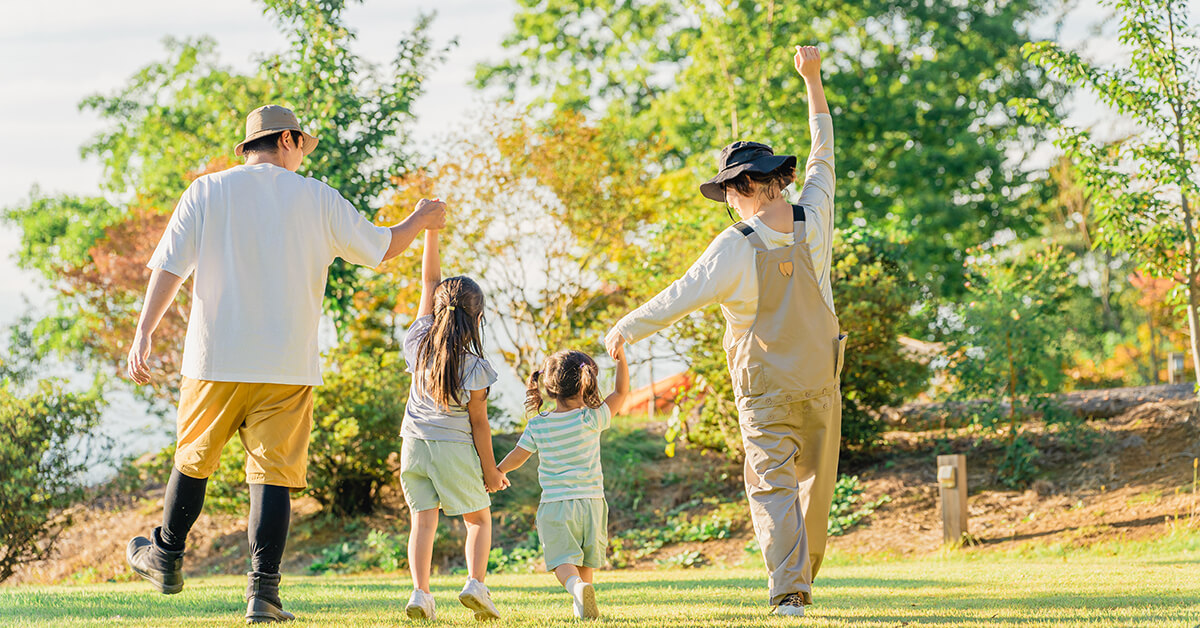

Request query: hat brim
[
  {"left": 700, "top": 154, "right": 797, "bottom": 202},
  {"left": 234, "top": 129, "right": 319, "bottom": 157}
]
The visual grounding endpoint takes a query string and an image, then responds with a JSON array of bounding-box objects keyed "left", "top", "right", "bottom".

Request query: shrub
[
  {"left": 0, "top": 381, "right": 107, "bottom": 581},
  {"left": 831, "top": 228, "right": 929, "bottom": 448},
  {"left": 828, "top": 474, "right": 891, "bottom": 536},
  {"left": 308, "top": 346, "right": 410, "bottom": 516}
]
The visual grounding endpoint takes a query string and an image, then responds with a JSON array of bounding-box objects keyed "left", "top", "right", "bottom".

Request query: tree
[
  {"left": 1018, "top": 0, "right": 1200, "bottom": 388},
  {"left": 944, "top": 242, "right": 1075, "bottom": 486},
  {"left": 480, "top": 0, "right": 1064, "bottom": 297},
  {"left": 0, "top": 381, "right": 107, "bottom": 582},
  {"left": 388, "top": 107, "right": 659, "bottom": 381}
]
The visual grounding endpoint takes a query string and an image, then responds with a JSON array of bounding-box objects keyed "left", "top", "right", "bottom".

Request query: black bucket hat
[{"left": 699, "top": 141, "right": 797, "bottom": 203}]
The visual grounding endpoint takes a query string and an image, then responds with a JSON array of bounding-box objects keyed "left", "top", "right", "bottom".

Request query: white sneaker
[
  {"left": 405, "top": 589, "right": 436, "bottom": 620},
  {"left": 571, "top": 581, "right": 599, "bottom": 619},
  {"left": 458, "top": 578, "right": 501, "bottom": 621},
  {"left": 773, "top": 592, "right": 806, "bottom": 617}
]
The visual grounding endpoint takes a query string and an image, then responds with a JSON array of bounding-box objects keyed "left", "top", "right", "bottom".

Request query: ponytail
[
  {"left": 525, "top": 370, "right": 544, "bottom": 415},
  {"left": 578, "top": 362, "right": 602, "bottom": 409},
  {"left": 415, "top": 276, "right": 486, "bottom": 408}
]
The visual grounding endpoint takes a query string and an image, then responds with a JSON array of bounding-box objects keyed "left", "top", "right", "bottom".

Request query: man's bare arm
[
  {"left": 381, "top": 198, "right": 446, "bottom": 263},
  {"left": 127, "top": 269, "right": 187, "bottom": 385}
]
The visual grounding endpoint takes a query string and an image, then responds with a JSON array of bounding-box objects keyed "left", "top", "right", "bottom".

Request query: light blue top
[
  {"left": 400, "top": 315, "right": 499, "bottom": 443},
  {"left": 516, "top": 404, "right": 612, "bottom": 502}
]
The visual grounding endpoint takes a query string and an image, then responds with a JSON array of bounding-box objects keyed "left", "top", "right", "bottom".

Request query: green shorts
[
  {"left": 536, "top": 498, "right": 608, "bottom": 570},
  {"left": 399, "top": 438, "right": 490, "bottom": 516}
]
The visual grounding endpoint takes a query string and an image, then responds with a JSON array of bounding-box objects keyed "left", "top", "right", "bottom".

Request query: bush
[
  {"left": 0, "top": 381, "right": 107, "bottom": 581},
  {"left": 831, "top": 228, "right": 929, "bottom": 448},
  {"left": 308, "top": 346, "right": 410, "bottom": 516},
  {"left": 828, "top": 474, "right": 891, "bottom": 536}
]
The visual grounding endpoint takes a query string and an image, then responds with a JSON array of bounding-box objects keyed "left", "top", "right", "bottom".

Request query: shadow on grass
[{"left": 3, "top": 572, "right": 1198, "bottom": 626}]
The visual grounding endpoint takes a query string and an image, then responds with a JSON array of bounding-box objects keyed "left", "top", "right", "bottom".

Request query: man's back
[{"left": 148, "top": 162, "right": 390, "bottom": 386}]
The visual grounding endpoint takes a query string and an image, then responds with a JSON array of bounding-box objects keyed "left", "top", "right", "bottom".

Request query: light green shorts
[
  {"left": 536, "top": 498, "right": 608, "bottom": 570},
  {"left": 399, "top": 438, "right": 490, "bottom": 516}
]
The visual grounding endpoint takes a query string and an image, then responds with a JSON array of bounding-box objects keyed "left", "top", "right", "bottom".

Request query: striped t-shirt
[{"left": 515, "top": 404, "right": 612, "bottom": 503}]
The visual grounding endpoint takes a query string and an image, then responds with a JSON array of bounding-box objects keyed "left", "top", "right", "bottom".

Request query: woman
[{"left": 604, "top": 45, "right": 845, "bottom": 617}]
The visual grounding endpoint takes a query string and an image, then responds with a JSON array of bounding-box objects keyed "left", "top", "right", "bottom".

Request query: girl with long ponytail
[{"left": 398, "top": 224, "right": 508, "bottom": 621}]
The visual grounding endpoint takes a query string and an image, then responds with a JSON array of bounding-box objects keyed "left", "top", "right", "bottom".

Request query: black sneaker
[
  {"left": 126, "top": 527, "right": 185, "bottom": 594},
  {"left": 245, "top": 571, "right": 296, "bottom": 624},
  {"left": 774, "top": 592, "right": 806, "bottom": 617}
]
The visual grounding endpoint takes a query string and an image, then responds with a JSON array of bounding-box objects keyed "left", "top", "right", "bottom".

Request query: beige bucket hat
[{"left": 234, "top": 105, "right": 319, "bottom": 156}]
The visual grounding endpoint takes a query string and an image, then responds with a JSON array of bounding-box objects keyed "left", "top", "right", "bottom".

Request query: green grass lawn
[{"left": 3, "top": 534, "right": 1199, "bottom": 627}]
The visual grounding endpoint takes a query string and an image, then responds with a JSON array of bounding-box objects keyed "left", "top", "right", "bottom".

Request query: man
[
  {"left": 123, "top": 104, "right": 445, "bottom": 623},
  {"left": 605, "top": 46, "right": 844, "bottom": 617}
]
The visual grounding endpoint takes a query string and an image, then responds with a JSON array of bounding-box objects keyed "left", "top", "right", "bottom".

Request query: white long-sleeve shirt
[{"left": 609, "top": 113, "right": 835, "bottom": 347}]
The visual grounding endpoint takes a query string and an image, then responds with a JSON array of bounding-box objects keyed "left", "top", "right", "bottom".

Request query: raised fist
[{"left": 794, "top": 45, "right": 821, "bottom": 80}]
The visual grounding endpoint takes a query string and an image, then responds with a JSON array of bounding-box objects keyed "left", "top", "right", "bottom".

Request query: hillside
[{"left": 6, "top": 389, "right": 1198, "bottom": 586}]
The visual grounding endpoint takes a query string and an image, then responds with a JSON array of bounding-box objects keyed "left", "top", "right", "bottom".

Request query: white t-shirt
[
  {"left": 400, "top": 315, "right": 499, "bottom": 444},
  {"left": 609, "top": 114, "right": 836, "bottom": 346},
  {"left": 147, "top": 163, "right": 392, "bottom": 386}
]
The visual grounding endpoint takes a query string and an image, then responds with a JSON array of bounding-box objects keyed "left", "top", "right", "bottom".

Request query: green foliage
[
  {"left": 655, "top": 549, "right": 705, "bottom": 569},
  {"left": 832, "top": 228, "right": 929, "bottom": 448},
  {"left": 308, "top": 346, "right": 409, "bottom": 516},
  {"left": 828, "top": 474, "right": 892, "bottom": 536},
  {"left": 947, "top": 242, "right": 1074, "bottom": 418},
  {"left": 609, "top": 501, "right": 738, "bottom": 568},
  {"left": 483, "top": 0, "right": 1063, "bottom": 297},
  {"left": 488, "top": 537, "right": 543, "bottom": 574},
  {"left": 945, "top": 242, "right": 1075, "bottom": 486},
  {"left": 997, "top": 435, "right": 1041, "bottom": 489},
  {"left": 1016, "top": 0, "right": 1200, "bottom": 383},
  {"left": 0, "top": 381, "right": 107, "bottom": 582}
]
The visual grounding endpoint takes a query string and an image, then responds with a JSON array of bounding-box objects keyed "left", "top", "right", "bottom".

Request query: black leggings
[{"left": 159, "top": 468, "right": 291, "bottom": 574}]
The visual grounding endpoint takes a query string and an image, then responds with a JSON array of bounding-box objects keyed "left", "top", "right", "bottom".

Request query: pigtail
[
  {"left": 579, "top": 362, "right": 603, "bottom": 409},
  {"left": 525, "top": 370, "right": 544, "bottom": 415}
]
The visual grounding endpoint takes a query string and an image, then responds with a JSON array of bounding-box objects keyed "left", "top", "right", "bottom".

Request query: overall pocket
[
  {"left": 834, "top": 333, "right": 849, "bottom": 382},
  {"left": 737, "top": 363, "right": 765, "bottom": 397}
]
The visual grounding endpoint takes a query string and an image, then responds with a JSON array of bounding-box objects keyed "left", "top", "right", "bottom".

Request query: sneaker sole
[
  {"left": 405, "top": 604, "right": 434, "bottom": 620},
  {"left": 578, "top": 583, "right": 599, "bottom": 619},
  {"left": 125, "top": 544, "right": 183, "bottom": 595},
  {"left": 458, "top": 591, "right": 500, "bottom": 621}
]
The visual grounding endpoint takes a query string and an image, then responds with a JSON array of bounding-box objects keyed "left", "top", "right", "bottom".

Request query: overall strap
[
  {"left": 792, "top": 205, "right": 808, "bottom": 241},
  {"left": 733, "top": 221, "right": 768, "bottom": 251}
]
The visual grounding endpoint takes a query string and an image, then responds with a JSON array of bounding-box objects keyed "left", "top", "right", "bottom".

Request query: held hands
[
  {"left": 484, "top": 466, "right": 511, "bottom": 493},
  {"left": 794, "top": 45, "right": 821, "bottom": 80},
  {"left": 127, "top": 332, "right": 153, "bottom": 385},
  {"left": 414, "top": 198, "right": 447, "bottom": 231},
  {"left": 605, "top": 329, "right": 625, "bottom": 361}
]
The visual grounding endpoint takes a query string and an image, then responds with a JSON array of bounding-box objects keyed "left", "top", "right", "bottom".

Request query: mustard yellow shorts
[{"left": 174, "top": 377, "right": 314, "bottom": 488}]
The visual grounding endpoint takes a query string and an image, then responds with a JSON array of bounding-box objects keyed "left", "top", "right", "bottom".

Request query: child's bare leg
[
  {"left": 461, "top": 507, "right": 491, "bottom": 583},
  {"left": 577, "top": 566, "right": 594, "bottom": 584},
  {"left": 554, "top": 563, "right": 581, "bottom": 586},
  {"left": 408, "top": 508, "right": 439, "bottom": 593}
]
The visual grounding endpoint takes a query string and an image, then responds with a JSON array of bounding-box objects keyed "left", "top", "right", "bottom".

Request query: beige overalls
[{"left": 724, "top": 207, "right": 847, "bottom": 606}]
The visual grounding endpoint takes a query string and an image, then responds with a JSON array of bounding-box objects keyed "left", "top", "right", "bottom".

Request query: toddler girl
[{"left": 498, "top": 346, "right": 629, "bottom": 619}]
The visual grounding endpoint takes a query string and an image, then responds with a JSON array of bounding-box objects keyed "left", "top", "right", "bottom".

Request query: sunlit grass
[{"left": 3, "top": 531, "right": 1199, "bottom": 627}]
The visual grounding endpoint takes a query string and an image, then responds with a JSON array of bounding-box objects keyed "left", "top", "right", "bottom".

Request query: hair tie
[{"left": 448, "top": 305, "right": 456, "bottom": 311}]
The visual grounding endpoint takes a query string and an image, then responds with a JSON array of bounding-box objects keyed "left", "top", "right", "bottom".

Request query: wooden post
[{"left": 937, "top": 454, "right": 968, "bottom": 545}]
